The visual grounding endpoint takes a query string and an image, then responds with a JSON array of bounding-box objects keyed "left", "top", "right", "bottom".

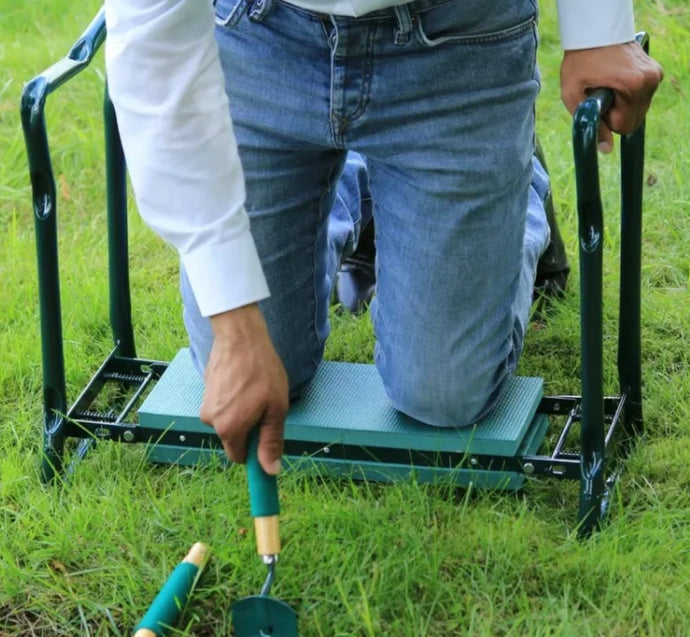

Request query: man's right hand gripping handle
[{"left": 200, "top": 304, "right": 289, "bottom": 476}]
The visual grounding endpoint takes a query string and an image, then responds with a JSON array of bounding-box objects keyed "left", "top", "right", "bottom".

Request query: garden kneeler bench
[{"left": 21, "top": 8, "right": 649, "bottom": 537}]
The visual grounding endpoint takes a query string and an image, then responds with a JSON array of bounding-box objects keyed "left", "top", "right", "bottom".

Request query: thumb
[
  {"left": 598, "top": 122, "right": 614, "bottom": 154},
  {"left": 257, "top": 408, "right": 285, "bottom": 476}
]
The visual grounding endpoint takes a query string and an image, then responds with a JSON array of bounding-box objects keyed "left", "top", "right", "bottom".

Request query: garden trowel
[{"left": 231, "top": 428, "right": 298, "bottom": 637}]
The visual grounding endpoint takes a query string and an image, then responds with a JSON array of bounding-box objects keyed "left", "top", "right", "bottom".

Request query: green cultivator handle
[
  {"left": 134, "top": 543, "right": 209, "bottom": 637},
  {"left": 247, "top": 428, "right": 281, "bottom": 557}
]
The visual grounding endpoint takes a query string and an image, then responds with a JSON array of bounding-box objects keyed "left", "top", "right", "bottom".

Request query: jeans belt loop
[
  {"left": 393, "top": 4, "right": 413, "bottom": 45},
  {"left": 249, "top": 0, "right": 275, "bottom": 22}
]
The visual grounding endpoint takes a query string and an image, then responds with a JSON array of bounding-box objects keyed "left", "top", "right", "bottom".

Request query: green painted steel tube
[
  {"left": 104, "top": 86, "right": 137, "bottom": 358},
  {"left": 618, "top": 127, "right": 645, "bottom": 437},
  {"left": 19, "top": 10, "right": 106, "bottom": 482},
  {"left": 617, "top": 34, "right": 648, "bottom": 440},
  {"left": 572, "top": 88, "right": 614, "bottom": 535},
  {"left": 21, "top": 74, "right": 67, "bottom": 482},
  {"left": 572, "top": 33, "right": 650, "bottom": 534},
  {"left": 20, "top": 9, "right": 107, "bottom": 482}
]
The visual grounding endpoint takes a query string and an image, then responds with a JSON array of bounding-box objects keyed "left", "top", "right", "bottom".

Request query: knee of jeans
[
  {"left": 284, "top": 350, "right": 321, "bottom": 401},
  {"left": 183, "top": 305, "right": 322, "bottom": 397},
  {"left": 377, "top": 355, "right": 504, "bottom": 428},
  {"left": 184, "top": 311, "right": 213, "bottom": 379}
]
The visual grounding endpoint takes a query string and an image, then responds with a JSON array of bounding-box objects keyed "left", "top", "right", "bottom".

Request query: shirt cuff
[
  {"left": 181, "top": 229, "right": 270, "bottom": 317},
  {"left": 557, "top": 0, "right": 635, "bottom": 50}
]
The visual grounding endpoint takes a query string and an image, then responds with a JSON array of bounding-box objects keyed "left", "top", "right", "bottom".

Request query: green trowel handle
[{"left": 246, "top": 427, "right": 280, "bottom": 518}]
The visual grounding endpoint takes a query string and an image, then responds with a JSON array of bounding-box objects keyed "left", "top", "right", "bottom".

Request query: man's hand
[
  {"left": 200, "top": 303, "right": 289, "bottom": 475},
  {"left": 561, "top": 41, "right": 663, "bottom": 153}
]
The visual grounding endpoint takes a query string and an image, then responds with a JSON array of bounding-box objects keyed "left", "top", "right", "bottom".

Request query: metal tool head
[{"left": 231, "top": 596, "right": 298, "bottom": 637}]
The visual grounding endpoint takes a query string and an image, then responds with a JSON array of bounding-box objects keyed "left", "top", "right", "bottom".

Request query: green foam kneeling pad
[{"left": 139, "top": 348, "right": 545, "bottom": 462}]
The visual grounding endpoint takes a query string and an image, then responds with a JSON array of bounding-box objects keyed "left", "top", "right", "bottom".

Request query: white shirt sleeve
[
  {"left": 557, "top": 0, "right": 635, "bottom": 50},
  {"left": 104, "top": 0, "right": 269, "bottom": 318}
]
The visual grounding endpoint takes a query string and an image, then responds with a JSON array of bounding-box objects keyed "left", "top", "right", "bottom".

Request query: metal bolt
[
  {"left": 470, "top": 457, "right": 479, "bottom": 467},
  {"left": 123, "top": 430, "right": 135, "bottom": 442},
  {"left": 179, "top": 435, "right": 186, "bottom": 443},
  {"left": 523, "top": 462, "right": 535, "bottom": 475},
  {"left": 323, "top": 446, "right": 330, "bottom": 455},
  {"left": 553, "top": 402, "right": 561, "bottom": 412}
]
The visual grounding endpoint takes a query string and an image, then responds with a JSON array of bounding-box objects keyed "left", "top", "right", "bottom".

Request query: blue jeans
[{"left": 182, "top": 0, "right": 551, "bottom": 427}]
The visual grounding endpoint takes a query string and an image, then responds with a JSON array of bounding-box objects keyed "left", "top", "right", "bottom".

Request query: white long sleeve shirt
[{"left": 104, "top": 0, "right": 635, "bottom": 317}]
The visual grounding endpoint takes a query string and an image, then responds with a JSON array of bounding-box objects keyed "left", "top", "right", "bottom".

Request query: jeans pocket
[
  {"left": 214, "top": 0, "right": 249, "bottom": 27},
  {"left": 414, "top": 0, "right": 537, "bottom": 48}
]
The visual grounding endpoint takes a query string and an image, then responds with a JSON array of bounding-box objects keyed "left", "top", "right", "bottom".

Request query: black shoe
[
  {"left": 335, "top": 219, "right": 376, "bottom": 314},
  {"left": 533, "top": 139, "right": 570, "bottom": 305}
]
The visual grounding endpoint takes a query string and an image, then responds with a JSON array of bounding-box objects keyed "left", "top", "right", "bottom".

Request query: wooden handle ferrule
[
  {"left": 183, "top": 542, "right": 209, "bottom": 568},
  {"left": 254, "top": 515, "right": 280, "bottom": 556}
]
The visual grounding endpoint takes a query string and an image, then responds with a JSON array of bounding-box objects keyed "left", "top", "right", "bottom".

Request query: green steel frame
[{"left": 20, "top": 10, "right": 648, "bottom": 535}]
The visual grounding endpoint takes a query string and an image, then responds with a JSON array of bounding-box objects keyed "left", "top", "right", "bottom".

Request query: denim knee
[
  {"left": 181, "top": 265, "right": 323, "bottom": 398},
  {"left": 376, "top": 344, "right": 511, "bottom": 428}
]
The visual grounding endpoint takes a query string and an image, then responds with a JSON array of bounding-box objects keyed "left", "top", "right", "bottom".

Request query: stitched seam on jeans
[
  {"left": 214, "top": 0, "right": 250, "bottom": 27},
  {"left": 308, "top": 161, "right": 343, "bottom": 369},
  {"left": 415, "top": 15, "right": 535, "bottom": 48},
  {"left": 339, "top": 23, "right": 376, "bottom": 124},
  {"left": 531, "top": 22, "right": 541, "bottom": 90}
]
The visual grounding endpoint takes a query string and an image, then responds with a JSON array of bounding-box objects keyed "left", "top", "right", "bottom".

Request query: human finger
[
  {"left": 598, "top": 121, "right": 614, "bottom": 154},
  {"left": 257, "top": 406, "right": 286, "bottom": 476}
]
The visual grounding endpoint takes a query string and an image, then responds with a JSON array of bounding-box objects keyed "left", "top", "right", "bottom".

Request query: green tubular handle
[
  {"left": 246, "top": 428, "right": 280, "bottom": 519},
  {"left": 134, "top": 562, "right": 199, "bottom": 636},
  {"left": 134, "top": 543, "right": 208, "bottom": 637}
]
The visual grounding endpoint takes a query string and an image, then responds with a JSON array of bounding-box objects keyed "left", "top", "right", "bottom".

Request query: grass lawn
[{"left": 1, "top": 1, "right": 689, "bottom": 635}]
